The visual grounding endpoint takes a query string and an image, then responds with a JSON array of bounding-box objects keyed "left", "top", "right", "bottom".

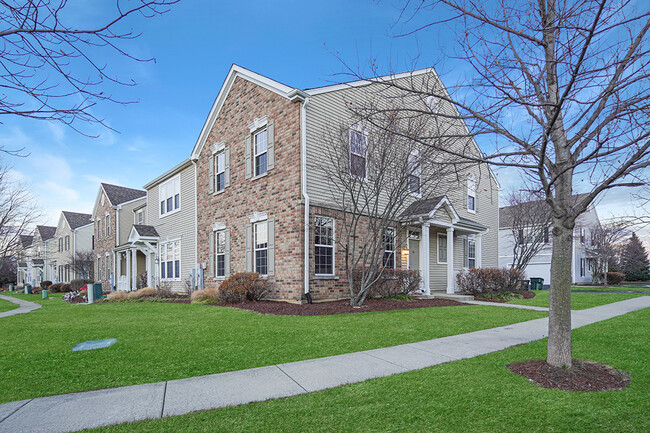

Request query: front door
[{"left": 409, "top": 239, "right": 420, "bottom": 270}]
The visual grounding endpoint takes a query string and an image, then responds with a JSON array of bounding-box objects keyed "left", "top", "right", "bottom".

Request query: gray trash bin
[
  {"left": 24, "top": 284, "right": 32, "bottom": 294},
  {"left": 87, "top": 284, "right": 103, "bottom": 304}
]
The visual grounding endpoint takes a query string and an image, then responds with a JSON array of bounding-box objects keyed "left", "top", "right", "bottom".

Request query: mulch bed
[
  {"left": 213, "top": 298, "right": 469, "bottom": 316},
  {"left": 476, "top": 290, "right": 536, "bottom": 303},
  {"left": 508, "top": 359, "right": 631, "bottom": 391}
]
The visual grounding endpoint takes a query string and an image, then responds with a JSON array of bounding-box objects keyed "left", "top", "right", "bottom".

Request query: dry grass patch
[{"left": 191, "top": 288, "right": 220, "bottom": 303}]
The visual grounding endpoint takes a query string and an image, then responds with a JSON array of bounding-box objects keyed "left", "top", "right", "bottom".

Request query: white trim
[
  {"left": 212, "top": 221, "right": 226, "bottom": 231},
  {"left": 314, "top": 215, "right": 335, "bottom": 276},
  {"left": 210, "top": 141, "right": 226, "bottom": 154},
  {"left": 158, "top": 174, "right": 181, "bottom": 218},
  {"left": 253, "top": 221, "right": 269, "bottom": 277},
  {"left": 437, "top": 233, "right": 448, "bottom": 264},
  {"left": 249, "top": 211, "right": 268, "bottom": 223},
  {"left": 248, "top": 116, "right": 268, "bottom": 133},
  {"left": 253, "top": 127, "right": 269, "bottom": 177},
  {"left": 306, "top": 68, "right": 433, "bottom": 96},
  {"left": 214, "top": 229, "right": 227, "bottom": 279},
  {"left": 159, "top": 238, "right": 182, "bottom": 282}
]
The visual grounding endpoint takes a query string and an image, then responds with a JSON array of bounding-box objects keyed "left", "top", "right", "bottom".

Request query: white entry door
[{"left": 409, "top": 239, "right": 420, "bottom": 270}]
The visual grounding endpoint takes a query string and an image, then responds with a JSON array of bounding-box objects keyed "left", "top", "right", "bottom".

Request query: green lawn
[
  {"left": 90, "top": 305, "right": 650, "bottom": 432},
  {"left": 510, "top": 290, "right": 646, "bottom": 309},
  {"left": 0, "top": 293, "right": 545, "bottom": 403},
  {"left": 0, "top": 297, "right": 19, "bottom": 312},
  {"left": 572, "top": 285, "right": 650, "bottom": 292}
]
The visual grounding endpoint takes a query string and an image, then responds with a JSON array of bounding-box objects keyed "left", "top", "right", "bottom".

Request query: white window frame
[
  {"left": 437, "top": 233, "right": 448, "bottom": 264},
  {"left": 215, "top": 230, "right": 226, "bottom": 278},
  {"left": 349, "top": 124, "right": 368, "bottom": 180},
  {"left": 214, "top": 151, "right": 226, "bottom": 193},
  {"left": 159, "top": 175, "right": 181, "bottom": 217},
  {"left": 97, "top": 219, "right": 102, "bottom": 240},
  {"left": 253, "top": 128, "right": 268, "bottom": 177},
  {"left": 135, "top": 209, "right": 144, "bottom": 225},
  {"left": 65, "top": 235, "right": 70, "bottom": 251},
  {"left": 467, "top": 175, "right": 477, "bottom": 213},
  {"left": 254, "top": 221, "right": 268, "bottom": 276},
  {"left": 159, "top": 239, "right": 181, "bottom": 281},
  {"left": 383, "top": 227, "right": 396, "bottom": 269},
  {"left": 426, "top": 95, "right": 441, "bottom": 113},
  {"left": 580, "top": 227, "right": 586, "bottom": 244},
  {"left": 408, "top": 149, "right": 421, "bottom": 196},
  {"left": 106, "top": 215, "right": 110, "bottom": 237},
  {"left": 59, "top": 237, "right": 63, "bottom": 252},
  {"left": 467, "top": 239, "right": 476, "bottom": 269},
  {"left": 314, "top": 216, "right": 335, "bottom": 276}
]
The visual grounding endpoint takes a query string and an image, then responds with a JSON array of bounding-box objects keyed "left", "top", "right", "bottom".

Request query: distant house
[
  {"left": 498, "top": 196, "right": 601, "bottom": 284},
  {"left": 91, "top": 183, "right": 146, "bottom": 291},
  {"left": 16, "top": 225, "right": 56, "bottom": 285},
  {"left": 50, "top": 211, "right": 93, "bottom": 283}
]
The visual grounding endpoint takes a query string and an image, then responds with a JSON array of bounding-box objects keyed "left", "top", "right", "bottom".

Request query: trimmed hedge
[{"left": 456, "top": 268, "right": 524, "bottom": 296}]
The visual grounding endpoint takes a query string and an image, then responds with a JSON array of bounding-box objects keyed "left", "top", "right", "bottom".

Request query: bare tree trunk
[{"left": 548, "top": 218, "right": 573, "bottom": 368}]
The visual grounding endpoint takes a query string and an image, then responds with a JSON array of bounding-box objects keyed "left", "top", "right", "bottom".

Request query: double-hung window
[
  {"left": 97, "top": 220, "right": 102, "bottom": 240},
  {"left": 438, "top": 233, "right": 447, "bottom": 263},
  {"left": 315, "top": 216, "right": 334, "bottom": 275},
  {"left": 106, "top": 215, "right": 110, "bottom": 236},
  {"left": 215, "top": 231, "right": 226, "bottom": 277},
  {"left": 254, "top": 129, "right": 268, "bottom": 177},
  {"left": 65, "top": 235, "right": 70, "bottom": 251},
  {"left": 383, "top": 228, "right": 396, "bottom": 269},
  {"left": 159, "top": 175, "right": 181, "bottom": 216},
  {"left": 408, "top": 149, "right": 421, "bottom": 195},
  {"left": 59, "top": 238, "right": 63, "bottom": 252},
  {"left": 135, "top": 209, "right": 144, "bottom": 225},
  {"left": 467, "top": 175, "right": 477, "bottom": 212},
  {"left": 254, "top": 221, "right": 268, "bottom": 276},
  {"left": 215, "top": 152, "right": 226, "bottom": 192},
  {"left": 160, "top": 240, "right": 181, "bottom": 280},
  {"left": 349, "top": 126, "right": 367, "bottom": 179},
  {"left": 467, "top": 239, "right": 476, "bottom": 268}
]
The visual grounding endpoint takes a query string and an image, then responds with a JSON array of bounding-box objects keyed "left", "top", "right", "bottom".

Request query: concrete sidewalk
[
  {"left": 0, "top": 296, "right": 648, "bottom": 433},
  {"left": 0, "top": 294, "right": 41, "bottom": 318}
]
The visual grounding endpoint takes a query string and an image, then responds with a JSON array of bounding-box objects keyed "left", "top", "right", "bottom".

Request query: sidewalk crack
[
  {"left": 0, "top": 399, "right": 32, "bottom": 424},
  {"left": 160, "top": 381, "right": 168, "bottom": 418},
  {"left": 275, "top": 365, "right": 308, "bottom": 393}
]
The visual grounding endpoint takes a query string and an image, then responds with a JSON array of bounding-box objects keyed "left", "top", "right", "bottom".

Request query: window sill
[
  {"left": 213, "top": 188, "right": 226, "bottom": 196},
  {"left": 313, "top": 275, "right": 339, "bottom": 280},
  {"left": 160, "top": 208, "right": 181, "bottom": 219},
  {"left": 251, "top": 172, "right": 268, "bottom": 182}
]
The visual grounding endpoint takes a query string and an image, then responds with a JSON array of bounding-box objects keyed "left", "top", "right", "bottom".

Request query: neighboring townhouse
[
  {"left": 115, "top": 158, "right": 196, "bottom": 292},
  {"left": 498, "top": 195, "right": 601, "bottom": 284},
  {"left": 50, "top": 211, "right": 93, "bottom": 283},
  {"left": 17, "top": 225, "right": 56, "bottom": 285},
  {"left": 92, "top": 183, "right": 146, "bottom": 291},
  {"left": 16, "top": 234, "right": 33, "bottom": 285},
  {"left": 190, "top": 65, "right": 500, "bottom": 302}
]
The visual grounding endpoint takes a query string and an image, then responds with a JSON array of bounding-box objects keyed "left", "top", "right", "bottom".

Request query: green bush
[
  {"left": 71, "top": 279, "right": 94, "bottom": 291},
  {"left": 456, "top": 268, "right": 524, "bottom": 296},
  {"left": 218, "top": 272, "right": 267, "bottom": 303}
]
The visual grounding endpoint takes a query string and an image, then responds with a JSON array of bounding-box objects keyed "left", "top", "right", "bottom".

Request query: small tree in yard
[
  {"left": 585, "top": 220, "right": 630, "bottom": 286},
  {"left": 502, "top": 191, "right": 553, "bottom": 271},
  {"left": 67, "top": 250, "right": 94, "bottom": 280},
  {"left": 620, "top": 232, "right": 650, "bottom": 281},
  {"left": 348, "top": 0, "right": 650, "bottom": 368}
]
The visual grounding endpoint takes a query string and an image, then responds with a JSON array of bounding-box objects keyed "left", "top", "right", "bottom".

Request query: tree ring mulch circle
[{"left": 508, "top": 359, "right": 631, "bottom": 391}]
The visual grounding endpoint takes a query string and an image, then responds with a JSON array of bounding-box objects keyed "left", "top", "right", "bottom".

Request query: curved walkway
[
  {"left": 0, "top": 294, "right": 41, "bottom": 318},
  {"left": 0, "top": 296, "right": 648, "bottom": 433}
]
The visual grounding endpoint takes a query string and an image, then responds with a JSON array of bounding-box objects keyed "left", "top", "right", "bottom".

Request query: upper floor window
[
  {"left": 215, "top": 151, "right": 226, "bottom": 192},
  {"left": 65, "top": 235, "right": 70, "bottom": 251},
  {"left": 59, "top": 238, "right": 63, "bottom": 252},
  {"left": 159, "top": 175, "right": 180, "bottom": 217},
  {"left": 105, "top": 215, "right": 110, "bottom": 237},
  {"left": 97, "top": 220, "right": 102, "bottom": 240},
  {"left": 382, "top": 228, "right": 395, "bottom": 269},
  {"left": 349, "top": 125, "right": 368, "bottom": 179},
  {"left": 315, "top": 216, "right": 334, "bottom": 275},
  {"left": 467, "top": 175, "right": 477, "bottom": 212},
  {"left": 426, "top": 95, "right": 441, "bottom": 113},
  {"left": 254, "top": 129, "right": 268, "bottom": 177},
  {"left": 135, "top": 209, "right": 144, "bottom": 225},
  {"left": 580, "top": 227, "right": 585, "bottom": 244},
  {"left": 408, "top": 149, "right": 421, "bottom": 195},
  {"left": 543, "top": 227, "right": 550, "bottom": 244}
]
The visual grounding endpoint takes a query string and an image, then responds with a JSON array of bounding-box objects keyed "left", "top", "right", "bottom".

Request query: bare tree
[
  {"left": 502, "top": 191, "right": 553, "bottom": 271},
  {"left": 67, "top": 250, "right": 94, "bottom": 280},
  {"left": 585, "top": 219, "right": 630, "bottom": 285},
  {"left": 0, "top": 160, "right": 41, "bottom": 276},
  {"left": 344, "top": 0, "right": 650, "bottom": 368},
  {"left": 0, "top": 0, "right": 178, "bottom": 155}
]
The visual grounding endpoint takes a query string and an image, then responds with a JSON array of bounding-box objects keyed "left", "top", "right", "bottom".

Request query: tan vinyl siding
[
  {"left": 146, "top": 164, "right": 196, "bottom": 292},
  {"left": 118, "top": 198, "right": 146, "bottom": 246},
  {"left": 75, "top": 224, "right": 94, "bottom": 253}
]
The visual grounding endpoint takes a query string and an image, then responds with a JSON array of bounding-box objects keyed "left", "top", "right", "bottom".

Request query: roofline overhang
[{"left": 143, "top": 158, "right": 193, "bottom": 190}]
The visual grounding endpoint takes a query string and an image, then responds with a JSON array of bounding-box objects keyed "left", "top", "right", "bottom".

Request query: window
[
  {"left": 215, "top": 231, "right": 226, "bottom": 277},
  {"left": 349, "top": 126, "right": 367, "bottom": 179},
  {"left": 160, "top": 240, "right": 181, "bottom": 280},
  {"left": 97, "top": 220, "right": 102, "bottom": 240},
  {"left": 543, "top": 227, "right": 550, "bottom": 244},
  {"left": 580, "top": 258, "right": 586, "bottom": 277},
  {"left": 106, "top": 215, "right": 110, "bottom": 237},
  {"left": 467, "top": 239, "right": 476, "bottom": 269},
  {"left": 383, "top": 228, "right": 395, "bottom": 269},
  {"left": 467, "top": 175, "right": 477, "bottom": 212},
  {"left": 65, "top": 235, "right": 70, "bottom": 251},
  {"left": 65, "top": 264, "right": 70, "bottom": 282},
  {"left": 97, "top": 257, "right": 102, "bottom": 280},
  {"left": 135, "top": 209, "right": 144, "bottom": 225},
  {"left": 426, "top": 95, "right": 441, "bottom": 113},
  {"left": 215, "top": 151, "right": 226, "bottom": 192},
  {"left": 580, "top": 227, "right": 585, "bottom": 244},
  {"left": 159, "top": 175, "right": 181, "bottom": 216},
  {"left": 59, "top": 238, "right": 63, "bottom": 252},
  {"left": 254, "top": 221, "right": 268, "bottom": 276},
  {"left": 408, "top": 149, "right": 421, "bottom": 195},
  {"left": 254, "top": 128, "right": 268, "bottom": 177},
  {"left": 315, "top": 216, "right": 334, "bottom": 275},
  {"left": 438, "top": 233, "right": 447, "bottom": 264},
  {"left": 517, "top": 229, "right": 525, "bottom": 245}
]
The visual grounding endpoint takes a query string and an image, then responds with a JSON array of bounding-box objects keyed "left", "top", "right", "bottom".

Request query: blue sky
[{"left": 3, "top": 0, "right": 646, "bottom": 241}]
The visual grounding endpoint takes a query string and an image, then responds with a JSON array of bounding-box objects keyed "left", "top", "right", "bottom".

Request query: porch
[{"left": 114, "top": 225, "right": 159, "bottom": 291}]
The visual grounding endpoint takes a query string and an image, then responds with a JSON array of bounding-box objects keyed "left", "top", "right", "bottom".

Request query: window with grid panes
[{"left": 315, "top": 216, "right": 334, "bottom": 275}]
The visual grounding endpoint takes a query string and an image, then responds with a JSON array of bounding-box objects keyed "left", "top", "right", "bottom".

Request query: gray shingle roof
[
  {"left": 101, "top": 183, "right": 146, "bottom": 206},
  {"left": 18, "top": 262, "right": 26, "bottom": 267},
  {"left": 133, "top": 225, "right": 159, "bottom": 238},
  {"left": 19, "top": 235, "right": 33, "bottom": 248},
  {"left": 399, "top": 196, "right": 446, "bottom": 219},
  {"left": 36, "top": 225, "right": 56, "bottom": 241},
  {"left": 499, "top": 193, "right": 590, "bottom": 228},
  {"left": 62, "top": 211, "right": 93, "bottom": 230},
  {"left": 32, "top": 259, "right": 44, "bottom": 265}
]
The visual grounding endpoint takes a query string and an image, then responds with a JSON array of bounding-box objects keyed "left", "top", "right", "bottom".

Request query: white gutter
[
  {"left": 192, "top": 158, "right": 198, "bottom": 274},
  {"left": 301, "top": 95, "right": 311, "bottom": 295}
]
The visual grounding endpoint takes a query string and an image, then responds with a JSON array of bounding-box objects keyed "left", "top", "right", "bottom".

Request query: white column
[
  {"left": 146, "top": 253, "right": 153, "bottom": 287},
  {"left": 419, "top": 223, "right": 430, "bottom": 296},
  {"left": 476, "top": 234, "right": 482, "bottom": 268},
  {"left": 125, "top": 252, "right": 131, "bottom": 291},
  {"left": 131, "top": 249, "right": 137, "bottom": 291},
  {"left": 116, "top": 252, "right": 122, "bottom": 285},
  {"left": 446, "top": 227, "right": 455, "bottom": 294}
]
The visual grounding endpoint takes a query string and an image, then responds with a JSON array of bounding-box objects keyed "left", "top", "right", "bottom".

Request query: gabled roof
[
  {"left": 499, "top": 193, "right": 590, "bottom": 228},
  {"left": 19, "top": 235, "right": 33, "bottom": 248},
  {"left": 400, "top": 196, "right": 446, "bottom": 219},
  {"left": 132, "top": 225, "right": 159, "bottom": 238},
  {"left": 36, "top": 225, "right": 56, "bottom": 241},
  {"left": 62, "top": 211, "right": 93, "bottom": 230},
  {"left": 32, "top": 259, "right": 44, "bottom": 265},
  {"left": 305, "top": 68, "right": 434, "bottom": 95},
  {"left": 101, "top": 183, "right": 146, "bottom": 206}
]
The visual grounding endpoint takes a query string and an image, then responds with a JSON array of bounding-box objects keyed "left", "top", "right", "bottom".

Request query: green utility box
[
  {"left": 24, "top": 284, "right": 32, "bottom": 294},
  {"left": 530, "top": 277, "right": 544, "bottom": 290},
  {"left": 9, "top": 284, "right": 14, "bottom": 291},
  {"left": 42, "top": 289, "right": 48, "bottom": 299},
  {"left": 87, "top": 284, "right": 103, "bottom": 304}
]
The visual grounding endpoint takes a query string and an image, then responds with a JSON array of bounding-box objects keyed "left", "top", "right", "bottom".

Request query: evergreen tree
[{"left": 620, "top": 233, "right": 650, "bottom": 281}]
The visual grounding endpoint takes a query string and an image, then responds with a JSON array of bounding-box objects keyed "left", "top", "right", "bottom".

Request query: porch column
[
  {"left": 419, "top": 223, "right": 430, "bottom": 296},
  {"left": 146, "top": 253, "right": 153, "bottom": 287},
  {"left": 116, "top": 252, "right": 122, "bottom": 285},
  {"left": 446, "top": 227, "right": 455, "bottom": 294},
  {"left": 476, "top": 234, "right": 483, "bottom": 268},
  {"left": 125, "top": 251, "right": 131, "bottom": 291},
  {"left": 131, "top": 249, "right": 137, "bottom": 291}
]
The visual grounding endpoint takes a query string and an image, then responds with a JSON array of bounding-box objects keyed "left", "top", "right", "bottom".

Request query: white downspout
[
  {"left": 192, "top": 159, "right": 198, "bottom": 285},
  {"left": 73, "top": 228, "right": 76, "bottom": 279},
  {"left": 115, "top": 206, "right": 120, "bottom": 291},
  {"left": 301, "top": 95, "right": 311, "bottom": 295}
]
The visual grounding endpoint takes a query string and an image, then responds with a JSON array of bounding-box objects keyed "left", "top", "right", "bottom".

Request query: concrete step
[{"left": 414, "top": 291, "right": 475, "bottom": 302}]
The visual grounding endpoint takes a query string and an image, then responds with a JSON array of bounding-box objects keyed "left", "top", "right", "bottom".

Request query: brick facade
[{"left": 93, "top": 192, "right": 116, "bottom": 291}]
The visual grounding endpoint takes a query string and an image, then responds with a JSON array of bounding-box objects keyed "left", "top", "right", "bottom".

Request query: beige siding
[
  {"left": 117, "top": 197, "right": 146, "bottom": 246},
  {"left": 75, "top": 224, "right": 94, "bottom": 253},
  {"left": 146, "top": 164, "right": 196, "bottom": 292}
]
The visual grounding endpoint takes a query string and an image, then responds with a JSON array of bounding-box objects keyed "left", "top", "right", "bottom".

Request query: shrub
[
  {"left": 40, "top": 280, "right": 52, "bottom": 290},
  {"left": 456, "top": 268, "right": 524, "bottom": 296},
  {"left": 48, "top": 283, "right": 72, "bottom": 293},
  {"left": 107, "top": 291, "right": 129, "bottom": 300},
  {"left": 128, "top": 287, "right": 156, "bottom": 298},
  {"left": 71, "top": 279, "right": 94, "bottom": 291},
  {"left": 366, "top": 269, "right": 422, "bottom": 298},
  {"left": 191, "top": 288, "right": 220, "bottom": 303},
  {"left": 217, "top": 272, "right": 267, "bottom": 304},
  {"left": 156, "top": 281, "right": 174, "bottom": 298},
  {"left": 606, "top": 272, "right": 625, "bottom": 285}
]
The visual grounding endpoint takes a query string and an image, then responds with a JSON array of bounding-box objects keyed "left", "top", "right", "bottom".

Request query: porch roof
[
  {"left": 456, "top": 217, "right": 488, "bottom": 232},
  {"left": 132, "top": 225, "right": 159, "bottom": 238},
  {"left": 32, "top": 259, "right": 44, "bottom": 265},
  {"left": 399, "top": 196, "right": 446, "bottom": 220}
]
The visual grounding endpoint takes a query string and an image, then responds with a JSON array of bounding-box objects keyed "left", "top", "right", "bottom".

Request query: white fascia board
[
  {"left": 190, "top": 64, "right": 298, "bottom": 160},
  {"left": 305, "top": 68, "right": 434, "bottom": 96},
  {"left": 143, "top": 158, "right": 192, "bottom": 190}
]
